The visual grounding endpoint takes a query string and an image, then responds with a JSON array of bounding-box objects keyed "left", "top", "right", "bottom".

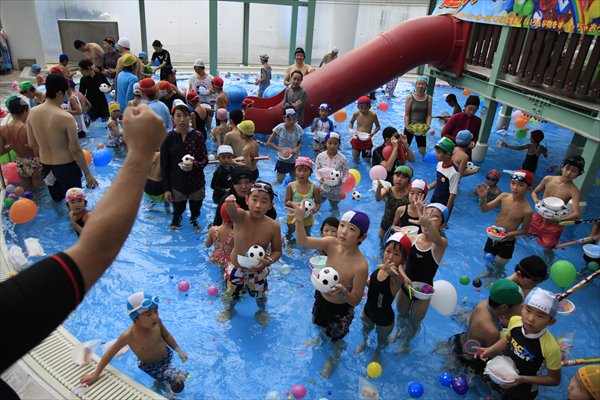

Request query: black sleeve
[
  {"left": 165, "top": 50, "right": 172, "bottom": 65},
  {"left": 151, "top": 52, "right": 158, "bottom": 63},
  {"left": 210, "top": 168, "right": 220, "bottom": 190},
  {"left": 0, "top": 252, "right": 85, "bottom": 372},
  {"left": 79, "top": 77, "right": 88, "bottom": 96}
]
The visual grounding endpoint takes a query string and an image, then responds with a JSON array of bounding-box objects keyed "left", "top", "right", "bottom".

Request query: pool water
[{"left": 3, "top": 74, "right": 599, "bottom": 399}]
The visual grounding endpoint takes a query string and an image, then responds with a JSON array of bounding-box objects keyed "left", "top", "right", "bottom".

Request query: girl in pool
[
  {"left": 376, "top": 165, "right": 411, "bottom": 240},
  {"left": 206, "top": 203, "right": 235, "bottom": 270},
  {"left": 318, "top": 217, "right": 339, "bottom": 256},
  {"left": 315, "top": 132, "right": 349, "bottom": 215},
  {"left": 66, "top": 187, "right": 91, "bottom": 237},
  {"left": 392, "top": 179, "right": 428, "bottom": 235},
  {"left": 285, "top": 156, "right": 322, "bottom": 240},
  {"left": 391, "top": 201, "right": 448, "bottom": 353},
  {"left": 282, "top": 70, "right": 307, "bottom": 125},
  {"left": 355, "top": 232, "right": 412, "bottom": 362},
  {"left": 403, "top": 76, "right": 432, "bottom": 158},
  {"left": 106, "top": 102, "right": 124, "bottom": 147}
]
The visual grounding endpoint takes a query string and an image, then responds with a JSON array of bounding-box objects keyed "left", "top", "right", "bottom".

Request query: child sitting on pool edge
[
  {"left": 80, "top": 292, "right": 188, "bottom": 396},
  {"left": 66, "top": 187, "right": 91, "bottom": 237},
  {"left": 287, "top": 205, "right": 370, "bottom": 378},
  {"left": 220, "top": 181, "right": 282, "bottom": 326}
]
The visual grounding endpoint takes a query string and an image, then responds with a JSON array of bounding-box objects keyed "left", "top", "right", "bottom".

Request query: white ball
[
  {"left": 303, "top": 200, "right": 314, "bottom": 218},
  {"left": 351, "top": 190, "right": 361, "bottom": 200},
  {"left": 318, "top": 267, "right": 339, "bottom": 291},
  {"left": 265, "top": 391, "right": 281, "bottom": 400},
  {"left": 208, "top": 154, "right": 216, "bottom": 161},
  {"left": 182, "top": 154, "right": 195, "bottom": 163},
  {"left": 280, "top": 264, "right": 291, "bottom": 275},
  {"left": 329, "top": 170, "right": 340, "bottom": 180},
  {"left": 99, "top": 83, "right": 110, "bottom": 93},
  {"left": 110, "top": 90, "right": 116, "bottom": 98},
  {"left": 246, "top": 245, "right": 265, "bottom": 261}
]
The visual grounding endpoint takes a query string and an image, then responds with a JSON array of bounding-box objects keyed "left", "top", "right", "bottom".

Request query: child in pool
[
  {"left": 267, "top": 108, "right": 304, "bottom": 184},
  {"left": 211, "top": 108, "right": 229, "bottom": 146},
  {"left": 66, "top": 187, "right": 91, "bottom": 237},
  {"left": 106, "top": 102, "right": 124, "bottom": 147},
  {"left": 349, "top": 96, "right": 381, "bottom": 163},
  {"left": 285, "top": 156, "right": 322, "bottom": 239},
  {"left": 282, "top": 70, "right": 307, "bottom": 124},
  {"left": 392, "top": 202, "right": 448, "bottom": 353},
  {"left": 376, "top": 165, "right": 411, "bottom": 239},
  {"left": 206, "top": 202, "right": 235, "bottom": 269},
  {"left": 210, "top": 145, "right": 236, "bottom": 205},
  {"left": 479, "top": 288, "right": 562, "bottom": 400},
  {"left": 392, "top": 179, "right": 427, "bottom": 235},
  {"left": 80, "top": 292, "right": 188, "bottom": 396},
  {"left": 128, "top": 83, "right": 143, "bottom": 107},
  {"left": 568, "top": 365, "right": 599, "bottom": 400},
  {"left": 311, "top": 103, "right": 334, "bottom": 154},
  {"left": 257, "top": 53, "right": 271, "bottom": 98},
  {"left": 501, "top": 129, "right": 548, "bottom": 173},
  {"left": 453, "top": 130, "right": 479, "bottom": 177},
  {"left": 287, "top": 206, "right": 370, "bottom": 378},
  {"left": 530, "top": 156, "right": 584, "bottom": 250},
  {"left": 238, "top": 120, "right": 260, "bottom": 181},
  {"left": 355, "top": 232, "right": 412, "bottom": 362},
  {"left": 428, "top": 137, "right": 459, "bottom": 213},
  {"left": 315, "top": 132, "right": 349, "bottom": 215},
  {"left": 31, "top": 64, "right": 46, "bottom": 87},
  {"left": 211, "top": 77, "right": 230, "bottom": 111},
  {"left": 145, "top": 152, "right": 170, "bottom": 214},
  {"left": 476, "top": 169, "right": 502, "bottom": 203},
  {"left": 477, "top": 169, "right": 533, "bottom": 271},
  {"left": 318, "top": 217, "right": 339, "bottom": 256},
  {"left": 220, "top": 182, "right": 282, "bottom": 326}
]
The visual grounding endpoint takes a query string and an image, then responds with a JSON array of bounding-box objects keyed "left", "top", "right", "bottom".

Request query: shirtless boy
[
  {"left": 221, "top": 182, "right": 282, "bottom": 326},
  {"left": 530, "top": 156, "right": 584, "bottom": 250},
  {"left": 349, "top": 96, "right": 380, "bottom": 163},
  {"left": 477, "top": 169, "right": 533, "bottom": 270},
  {"left": 80, "top": 292, "right": 187, "bottom": 396},
  {"left": 284, "top": 47, "right": 312, "bottom": 85},
  {"left": 288, "top": 205, "right": 369, "bottom": 378},
  {"left": 27, "top": 74, "right": 98, "bottom": 201},
  {"left": 74, "top": 39, "right": 105, "bottom": 71},
  {"left": 223, "top": 109, "right": 245, "bottom": 157},
  {"left": 237, "top": 120, "right": 259, "bottom": 181}
]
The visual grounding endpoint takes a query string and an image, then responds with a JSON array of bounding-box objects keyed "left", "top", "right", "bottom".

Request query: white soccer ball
[
  {"left": 329, "top": 170, "right": 340, "bottom": 180},
  {"left": 466, "top": 161, "right": 477, "bottom": 172},
  {"left": 181, "top": 154, "right": 195, "bottom": 165},
  {"left": 99, "top": 83, "right": 111, "bottom": 93},
  {"left": 109, "top": 90, "right": 116, "bottom": 98},
  {"left": 246, "top": 245, "right": 265, "bottom": 261},
  {"left": 208, "top": 154, "right": 216, "bottom": 161},
  {"left": 351, "top": 190, "right": 361, "bottom": 201},
  {"left": 317, "top": 267, "right": 339, "bottom": 291},
  {"left": 303, "top": 200, "right": 314, "bottom": 218}
]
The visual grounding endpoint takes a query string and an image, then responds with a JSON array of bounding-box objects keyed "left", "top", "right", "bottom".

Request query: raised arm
[{"left": 286, "top": 200, "right": 334, "bottom": 251}]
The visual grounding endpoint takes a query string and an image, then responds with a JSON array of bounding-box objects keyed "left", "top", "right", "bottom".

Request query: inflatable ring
[{"left": 535, "top": 202, "right": 571, "bottom": 219}]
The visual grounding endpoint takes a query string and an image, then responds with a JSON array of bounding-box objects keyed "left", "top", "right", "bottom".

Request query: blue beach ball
[
  {"left": 223, "top": 84, "right": 248, "bottom": 111},
  {"left": 263, "top": 84, "right": 285, "bottom": 99},
  {"left": 93, "top": 148, "right": 113, "bottom": 167}
]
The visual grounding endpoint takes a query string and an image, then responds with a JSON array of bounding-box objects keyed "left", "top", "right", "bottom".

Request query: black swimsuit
[
  {"left": 397, "top": 209, "right": 421, "bottom": 233},
  {"left": 404, "top": 235, "right": 440, "bottom": 285},
  {"left": 364, "top": 269, "right": 395, "bottom": 326}
]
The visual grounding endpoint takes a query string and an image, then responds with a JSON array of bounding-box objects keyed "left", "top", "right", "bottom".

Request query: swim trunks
[
  {"left": 275, "top": 160, "right": 295, "bottom": 175},
  {"left": 145, "top": 179, "right": 165, "bottom": 197},
  {"left": 138, "top": 347, "right": 184, "bottom": 384},
  {"left": 16, "top": 156, "right": 41, "bottom": 178},
  {"left": 312, "top": 290, "right": 355, "bottom": 341},
  {"left": 483, "top": 237, "right": 516, "bottom": 260},
  {"left": 41, "top": 161, "right": 82, "bottom": 202},
  {"left": 350, "top": 137, "right": 373, "bottom": 156},
  {"left": 450, "top": 333, "right": 486, "bottom": 375},
  {"left": 529, "top": 213, "right": 563, "bottom": 249},
  {"left": 225, "top": 262, "right": 269, "bottom": 299}
]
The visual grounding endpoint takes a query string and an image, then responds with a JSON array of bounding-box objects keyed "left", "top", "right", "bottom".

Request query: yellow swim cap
[
  {"left": 108, "top": 102, "right": 120, "bottom": 114},
  {"left": 238, "top": 120, "right": 255, "bottom": 136},
  {"left": 122, "top": 53, "right": 137, "bottom": 67},
  {"left": 578, "top": 365, "right": 600, "bottom": 400}
]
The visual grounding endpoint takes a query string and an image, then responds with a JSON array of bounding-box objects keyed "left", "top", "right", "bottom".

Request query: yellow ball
[
  {"left": 366, "top": 361, "right": 382, "bottom": 378},
  {"left": 349, "top": 169, "right": 361, "bottom": 186}
]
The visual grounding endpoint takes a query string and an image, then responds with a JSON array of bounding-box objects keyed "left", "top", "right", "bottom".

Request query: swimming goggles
[
  {"left": 486, "top": 176, "right": 498, "bottom": 183},
  {"left": 250, "top": 181, "right": 277, "bottom": 197},
  {"left": 128, "top": 295, "right": 160, "bottom": 315},
  {"left": 511, "top": 172, "right": 527, "bottom": 182}
]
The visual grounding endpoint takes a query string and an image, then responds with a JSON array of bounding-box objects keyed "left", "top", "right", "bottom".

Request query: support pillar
[
  {"left": 566, "top": 133, "right": 586, "bottom": 159},
  {"left": 304, "top": 0, "right": 316, "bottom": 63},
  {"left": 209, "top": 0, "right": 218, "bottom": 77},
  {"left": 496, "top": 104, "right": 513, "bottom": 129},
  {"left": 426, "top": 74, "right": 436, "bottom": 97},
  {"left": 472, "top": 99, "right": 499, "bottom": 162},
  {"left": 138, "top": 0, "right": 148, "bottom": 54},
  {"left": 242, "top": 2, "right": 250, "bottom": 66},
  {"left": 288, "top": 2, "right": 299, "bottom": 65},
  {"left": 573, "top": 138, "right": 599, "bottom": 204}
]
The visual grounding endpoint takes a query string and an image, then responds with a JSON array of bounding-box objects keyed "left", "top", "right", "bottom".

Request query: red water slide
[{"left": 244, "top": 14, "right": 471, "bottom": 134}]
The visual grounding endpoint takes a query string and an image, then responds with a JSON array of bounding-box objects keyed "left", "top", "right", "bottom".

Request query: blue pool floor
[{"left": 3, "top": 75, "right": 599, "bottom": 399}]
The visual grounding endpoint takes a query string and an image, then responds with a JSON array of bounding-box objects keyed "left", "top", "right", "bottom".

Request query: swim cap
[
  {"left": 217, "top": 145, "right": 234, "bottom": 156},
  {"left": 489, "top": 278, "right": 523, "bottom": 305},
  {"left": 241, "top": 98, "right": 254, "bottom": 111},
  {"left": 193, "top": 59, "right": 205, "bottom": 67},
  {"left": 515, "top": 255, "right": 548, "bottom": 282},
  {"left": 409, "top": 179, "right": 428, "bottom": 196},
  {"left": 325, "top": 132, "right": 340, "bottom": 143},
  {"left": 530, "top": 130, "right": 544, "bottom": 143},
  {"left": 18, "top": 81, "right": 35, "bottom": 93},
  {"left": 394, "top": 165, "right": 413, "bottom": 178},
  {"left": 117, "top": 37, "right": 131, "bottom": 49},
  {"left": 577, "top": 365, "right": 600, "bottom": 400},
  {"left": 455, "top": 130, "right": 473, "bottom": 147},
  {"left": 487, "top": 169, "right": 500, "bottom": 181},
  {"left": 65, "top": 187, "right": 86, "bottom": 202},
  {"left": 108, "top": 102, "right": 120, "bottom": 114},
  {"left": 284, "top": 108, "right": 297, "bottom": 118},
  {"left": 562, "top": 155, "right": 585, "bottom": 175},
  {"left": 511, "top": 169, "right": 534, "bottom": 187},
  {"left": 158, "top": 81, "right": 172, "bottom": 91},
  {"left": 415, "top": 76, "right": 428, "bottom": 84},
  {"left": 259, "top": 53, "right": 269, "bottom": 61},
  {"left": 139, "top": 78, "right": 157, "bottom": 94},
  {"left": 216, "top": 108, "right": 228, "bottom": 121},
  {"left": 318, "top": 103, "right": 331, "bottom": 111},
  {"left": 59, "top": 54, "right": 69, "bottom": 62},
  {"left": 31, "top": 64, "right": 41, "bottom": 72},
  {"left": 132, "top": 83, "right": 141, "bottom": 96},
  {"left": 211, "top": 76, "right": 224, "bottom": 88},
  {"left": 341, "top": 210, "right": 370, "bottom": 236},
  {"left": 6, "top": 95, "right": 29, "bottom": 114},
  {"left": 295, "top": 156, "right": 313, "bottom": 171},
  {"left": 524, "top": 287, "right": 559, "bottom": 318},
  {"left": 435, "top": 137, "right": 455, "bottom": 154},
  {"left": 357, "top": 95, "right": 371, "bottom": 105},
  {"left": 465, "top": 95, "right": 480, "bottom": 107},
  {"left": 186, "top": 91, "right": 199, "bottom": 103},
  {"left": 50, "top": 66, "right": 63, "bottom": 75},
  {"left": 121, "top": 53, "right": 137, "bottom": 67},
  {"left": 386, "top": 232, "right": 412, "bottom": 256},
  {"left": 426, "top": 203, "right": 448, "bottom": 223},
  {"left": 127, "top": 291, "right": 159, "bottom": 321},
  {"left": 220, "top": 202, "right": 233, "bottom": 223},
  {"left": 238, "top": 120, "right": 255, "bottom": 136},
  {"left": 331, "top": 47, "right": 339, "bottom": 54},
  {"left": 171, "top": 99, "right": 188, "bottom": 115},
  {"left": 138, "top": 51, "right": 147, "bottom": 59},
  {"left": 230, "top": 167, "right": 254, "bottom": 184}
]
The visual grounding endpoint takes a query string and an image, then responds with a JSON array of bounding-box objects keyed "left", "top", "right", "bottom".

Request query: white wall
[{"left": 0, "top": 0, "right": 45, "bottom": 68}]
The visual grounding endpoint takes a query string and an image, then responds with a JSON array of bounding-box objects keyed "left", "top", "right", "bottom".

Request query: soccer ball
[
  {"left": 181, "top": 154, "right": 195, "bottom": 165},
  {"left": 329, "top": 170, "right": 340, "bottom": 180},
  {"left": 317, "top": 267, "right": 339, "bottom": 291},
  {"left": 466, "top": 161, "right": 477, "bottom": 172},
  {"left": 110, "top": 90, "right": 116, "bottom": 98},
  {"left": 303, "top": 200, "right": 314, "bottom": 218},
  {"left": 351, "top": 190, "right": 361, "bottom": 200},
  {"left": 99, "top": 83, "right": 111, "bottom": 93},
  {"left": 246, "top": 245, "right": 265, "bottom": 261}
]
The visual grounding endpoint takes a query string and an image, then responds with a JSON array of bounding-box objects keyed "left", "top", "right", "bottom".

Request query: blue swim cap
[
  {"left": 31, "top": 64, "right": 41, "bottom": 72},
  {"left": 455, "top": 130, "right": 473, "bottom": 147},
  {"left": 139, "top": 51, "right": 147, "bottom": 58},
  {"left": 127, "top": 291, "right": 159, "bottom": 321},
  {"left": 59, "top": 53, "right": 69, "bottom": 62},
  {"left": 415, "top": 76, "right": 428, "bottom": 84},
  {"left": 341, "top": 210, "right": 370, "bottom": 236}
]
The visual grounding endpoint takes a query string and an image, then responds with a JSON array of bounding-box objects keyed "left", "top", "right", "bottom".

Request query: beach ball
[
  {"left": 407, "top": 382, "right": 424, "bottom": 398},
  {"left": 223, "top": 84, "right": 248, "bottom": 111},
  {"left": 291, "top": 384, "right": 306, "bottom": 399},
  {"left": 472, "top": 277, "right": 482, "bottom": 288},
  {"left": 348, "top": 169, "right": 361, "bottom": 186},
  {"left": 424, "top": 149, "right": 437, "bottom": 164},
  {"left": 369, "top": 165, "right": 387, "bottom": 181},
  {"left": 431, "top": 280, "right": 458, "bottom": 316},
  {"left": 550, "top": 260, "right": 576, "bottom": 288},
  {"left": 382, "top": 145, "right": 393, "bottom": 161},
  {"left": 439, "top": 372, "right": 453, "bottom": 386},
  {"left": 451, "top": 375, "right": 469, "bottom": 395},
  {"left": 207, "top": 285, "right": 218, "bottom": 296},
  {"left": 280, "top": 264, "right": 291, "bottom": 275},
  {"left": 177, "top": 280, "right": 190, "bottom": 293},
  {"left": 2, "top": 162, "right": 19, "bottom": 184},
  {"left": 341, "top": 174, "right": 355, "bottom": 193},
  {"left": 9, "top": 198, "right": 38, "bottom": 224},
  {"left": 263, "top": 84, "right": 285, "bottom": 99},
  {"left": 247, "top": 245, "right": 266, "bottom": 260},
  {"left": 377, "top": 102, "right": 389, "bottom": 112},
  {"left": 208, "top": 154, "right": 216, "bottom": 161},
  {"left": 93, "top": 148, "right": 112, "bottom": 167},
  {"left": 367, "top": 361, "right": 382, "bottom": 378},
  {"left": 8, "top": 193, "right": 17, "bottom": 200},
  {"left": 511, "top": 110, "right": 524, "bottom": 120},
  {"left": 340, "top": 192, "right": 346, "bottom": 200},
  {"left": 82, "top": 150, "right": 93, "bottom": 165},
  {"left": 333, "top": 110, "right": 347, "bottom": 123},
  {"left": 462, "top": 89, "right": 472, "bottom": 96}
]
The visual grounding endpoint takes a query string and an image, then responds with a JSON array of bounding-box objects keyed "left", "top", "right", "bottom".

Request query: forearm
[
  {"left": 72, "top": 150, "right": 93, "bottom": 178},
  {"left": 447, "top": 194, "right": 456, "bottom": 211}
]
